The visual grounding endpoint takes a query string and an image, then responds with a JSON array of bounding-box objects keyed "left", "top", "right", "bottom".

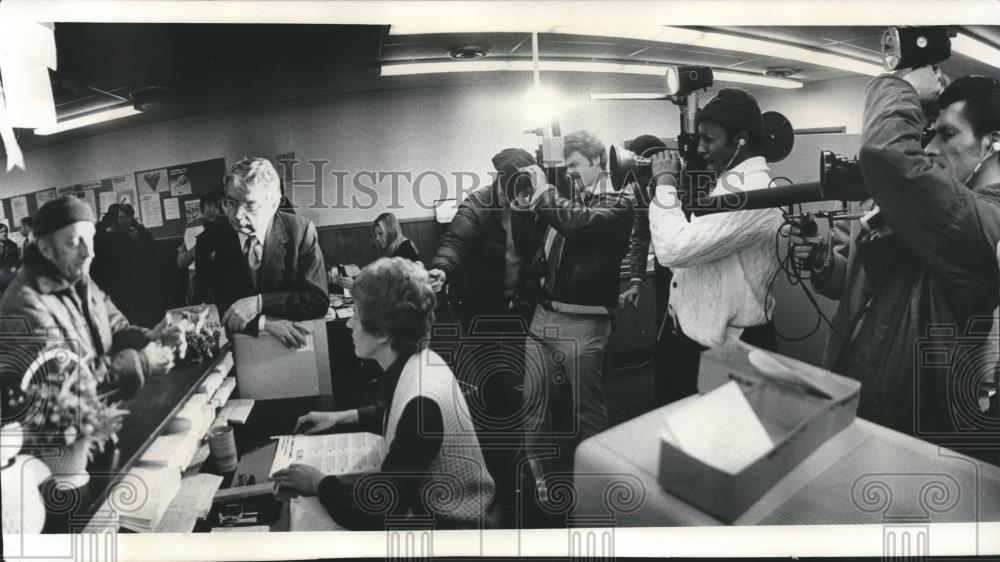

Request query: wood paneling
[{"left": 316, "top": 218, "right": 440, "bottom": 270}]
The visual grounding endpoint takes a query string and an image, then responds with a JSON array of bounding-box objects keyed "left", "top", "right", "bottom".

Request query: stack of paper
[
  {"left": 210, "top": 377, "right": 237, "bottom": 407},
  {"left": 214, "top": 398, "right": 255, "bottom": 427},
  {"left": 268, "top": 433, "right": 384, "bottom": 478},
  {"left": 661, "top": 381, "right": 774, "bottom": 474},
  {"left": 199, "top": 370, "right": 227, "bottom": 398},
  {"left": 118, "top": 465, "right": 183, "bottom": 532},
  {"left": 155, "top": 474, "right": 224, "bottom": 533},
  {"left": 334, "top": 307, "right": 354, "bottom": 319}
]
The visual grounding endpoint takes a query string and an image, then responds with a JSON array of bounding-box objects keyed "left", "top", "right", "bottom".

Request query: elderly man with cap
[
  {"left": 647, "top": 88, "right": 782, "bottom": 402},
  {"left": 0, "top": 196, "right": 176, "bottom": 397},
  {"left": 196, "top": 157, "right": 328, "bottom": 348}
]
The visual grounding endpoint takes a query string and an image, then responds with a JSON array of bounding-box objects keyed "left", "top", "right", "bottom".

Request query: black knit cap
[
  {"left": 492, "top": 148, "right": 536, "bottom": 177},
  {"left": 628, "top": 134, "right": 669, "bottom": 157},
  {"left": 34, "top": 195, "right": 96, "bottom": 237},
  {"left": 696, "top": 88, "right": 764, "bottom": 137}
]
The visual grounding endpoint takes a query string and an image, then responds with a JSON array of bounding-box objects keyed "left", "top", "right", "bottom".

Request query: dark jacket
[
  {"left": 530, "top": 186, "right": 634, "bottom": 309},
  {"left": 0, "top": 246, "right": 152, "bottom": 396},
  {"left": 195, "top": 211, "right": 329, "bottom": 335},
  {"left": 0, "top": 238, "right": 20, "bottom": 293},
  {"left": 430, "top": 185, "right": 538, "bottom": 328},
  {"left": 813, "top": 75, "right": 1000, "bottom": 439}
]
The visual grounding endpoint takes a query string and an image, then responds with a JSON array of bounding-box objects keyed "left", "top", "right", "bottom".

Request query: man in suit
[{"left": 196, "top": 157, "right": 328, "bottom": 348}]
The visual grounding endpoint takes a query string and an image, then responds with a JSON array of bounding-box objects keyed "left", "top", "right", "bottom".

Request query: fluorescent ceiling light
[
  {"left": 381, "top": 60, "right": 803, "bottom": 89},
  {"left": 590, "top": 93, "right": 669, "bottom": 100},
  {"left": 953, "top": 33, "right": 1000, "bottom": 70},
  {"left": 388, "top": 24, "right": 883, "bottom": 77},
  {"left": 33, "top": 105, "right": 141, "bottom": 135}
]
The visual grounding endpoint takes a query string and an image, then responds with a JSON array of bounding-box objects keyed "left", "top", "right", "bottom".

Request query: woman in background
[
  {"left": 274, "top": 257, "right": 498, "bottom": 529},
  {"left": 177, "top": 190, "right": 224, "bottom": 304},
  {"left": 337, "top": 212, "right": 419, "bottom": 290}
]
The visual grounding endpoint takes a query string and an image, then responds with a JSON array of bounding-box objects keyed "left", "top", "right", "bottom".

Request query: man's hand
[
  {"left": 272, "top": 463, "right": 325, "bottom": 496},
  {"left": 650, "top": 150, "right": 683, "bottom": 186},
  {"left": 336, "top": 275, "right": 354, "bottom": 290},
  {"left": 618, "top": 284, "right": 641, "bottom": 309},
  {"left": 294, "top": 411, "right": 352, "bottom": 435},
  {"left": 222, "top": 295, "right": 261, "bottom": 332},
  {"left": 783, "top": 223, "right": 824, "bottom": 266},
  {"left": 141, "top": 341, "right": 175, "bottom": 377},
  {"left": 899, "top": 66, "right": 947, "bottom": 106},
  {"left": 428, "top": 268, "right": 446, "bottom": 293},
  {"left": 522, "top": 164, "right": 549, "bottom": 192},
  {"left": 265, "top": 318, "right": 312, "bottom": 348}
]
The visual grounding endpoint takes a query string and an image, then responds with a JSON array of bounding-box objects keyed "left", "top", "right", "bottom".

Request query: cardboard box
[
  {"left": 232, "top": 318, "right": 331, "bottom": 400},
  {"left": 657, "top": 341, "right": 860, "bottom": 523}
]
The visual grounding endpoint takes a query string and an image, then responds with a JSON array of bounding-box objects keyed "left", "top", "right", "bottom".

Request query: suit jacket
[{"left": 195, "top": 211, "right": 329, "bottom": 334}]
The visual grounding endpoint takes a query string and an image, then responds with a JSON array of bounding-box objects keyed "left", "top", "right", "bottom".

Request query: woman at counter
[
  {"left": 336, "top": 212, "right": 419, "bottom": 290},
  {"left": 272, "top": 257, "right": 498, "bottom": 529}
]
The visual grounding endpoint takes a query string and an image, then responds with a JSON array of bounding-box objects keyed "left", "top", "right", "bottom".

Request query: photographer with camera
[
  {"left": 789, "top": 68, "right": 1000, "bottom": 438},
  {"left": 518, "top": 130, "right": 634, "bottom": 475},
  {"left": 647, "top": 88, "right": 782, "bottom": 402}
]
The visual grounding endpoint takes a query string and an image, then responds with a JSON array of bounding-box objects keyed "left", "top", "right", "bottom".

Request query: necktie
[{"left": 245, "top": 234, "right": 262, "bottom": 287}]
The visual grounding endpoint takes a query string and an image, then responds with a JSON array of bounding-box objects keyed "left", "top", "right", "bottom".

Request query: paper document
[
  {"left": 268, "top": 432, "right": 384, "bottom": 478},
  {"left": 211, "top": 525, "right": 270, "bottom": 532},
  {"left": 217, "top": 398, "right": 255, "bottom": 425},
  {"left": 663, "top": 381, "right": 773, "bottom": 474},
  {"left": 156, "top": 474, "right": 223, "bottom": 533},
  {"left": 119, "top": 465, "right": 183, "bottom": 531},
  {"left": 290, "top": 496, "right": 346, "bottom": 531}
]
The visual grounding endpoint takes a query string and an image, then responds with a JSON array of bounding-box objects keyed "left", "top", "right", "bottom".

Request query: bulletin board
[
  {"left": 0, "top": 157, "right": 226, "bottom": 241},
  {"left": 133, "top": 158, "right": 227, "bottom": 239}
]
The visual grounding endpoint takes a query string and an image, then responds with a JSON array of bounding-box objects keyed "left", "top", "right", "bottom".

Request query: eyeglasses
[{"left": 223, "top": 196, "right": 265, "bottom": 215}]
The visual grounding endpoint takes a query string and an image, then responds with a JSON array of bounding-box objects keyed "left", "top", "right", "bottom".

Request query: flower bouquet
[
  {"left": 12, "top": 348, "right": 129, "bottom": 488},
  {"left": 160, "top": 305, "right": 223, "bottom": 366}
]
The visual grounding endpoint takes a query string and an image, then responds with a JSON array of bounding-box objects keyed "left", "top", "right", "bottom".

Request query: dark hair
[
  {"left": 0, "top": 223, "right": 7, "bottom": 234},
  {"left": 20, "top": 217, "right": 33, "bottom": 228},
  {"left": 937, "top": 75, "right": 1000, "bottom": 138},
  {"left": 119, "top": 203, "right": 136, "bottom": 218},
  {"left": 563, "top": 130, "right": 608, "bottom": 170},
  {"left": 352, "top": 257, "right": 436, "bottom": 355},
  {"left": 200, "top": 188, "right": 224, "bottom": 211}
]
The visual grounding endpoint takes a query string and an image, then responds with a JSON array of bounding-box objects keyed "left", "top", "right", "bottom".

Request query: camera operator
[
  {"left": 790, "top": 69, "right": 1000, "bottom": 438},
  {"left": 519, "top": 130, "right": 634, "bottom": 475},
  {"left": 647, "top": 88, "right": 782, "bottom": 403}
]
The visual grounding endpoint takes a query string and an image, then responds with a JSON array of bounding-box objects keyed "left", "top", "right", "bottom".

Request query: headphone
[
  {"left": 737, "top": 138, "right": 747, "bottom": 147},
  {"left": 962, "top": 132, "right": 1000, "bottom": 184}
]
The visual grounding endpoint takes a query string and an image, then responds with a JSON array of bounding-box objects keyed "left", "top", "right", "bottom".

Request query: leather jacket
[{"left": 528, "top": 185, "right": 634, "bottom": 310}]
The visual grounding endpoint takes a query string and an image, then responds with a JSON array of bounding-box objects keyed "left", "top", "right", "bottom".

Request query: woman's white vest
[{"left": 382, "top": 348, "right": 499, "bottom": 528}]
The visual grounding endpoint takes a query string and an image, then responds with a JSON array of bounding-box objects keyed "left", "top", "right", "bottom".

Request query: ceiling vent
[{"left": 448, "top": 46, "right": 490, "bottom": 60}]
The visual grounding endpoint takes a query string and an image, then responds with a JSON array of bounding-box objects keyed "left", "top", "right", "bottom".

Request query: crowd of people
[{"left": 2, "top": 63, "right": 999, "bottom": 530}]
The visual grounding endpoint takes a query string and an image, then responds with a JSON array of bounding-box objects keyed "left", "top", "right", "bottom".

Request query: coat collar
[{"left": 22, "top": 246, "right": 79, "bottom": 295}]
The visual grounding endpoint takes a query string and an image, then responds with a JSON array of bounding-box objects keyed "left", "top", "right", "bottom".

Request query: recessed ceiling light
[
  {"left": 448, "top": 46, "right": 490, "bottom": 60},
  {"left": 764, "top": 67, "right": 799, "bottom": 78}
]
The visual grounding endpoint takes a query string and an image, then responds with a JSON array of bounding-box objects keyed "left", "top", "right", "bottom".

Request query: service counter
[{"left": 41, "top": 347, "right": 236, "bottom": 533}]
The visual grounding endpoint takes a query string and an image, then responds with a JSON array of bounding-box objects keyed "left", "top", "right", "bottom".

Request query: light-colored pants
[{"left": 521, "top": 305, "right": 612, "bottom": 471}]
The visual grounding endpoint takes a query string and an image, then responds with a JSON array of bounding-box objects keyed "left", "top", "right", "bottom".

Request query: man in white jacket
[{"left": 648, "top": 88, "right": 783, "bottom": 402}]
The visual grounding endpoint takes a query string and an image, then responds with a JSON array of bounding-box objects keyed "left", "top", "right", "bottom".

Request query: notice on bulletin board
[
  {"left": 99, "top": 191, "right": 117, "bottom": 215},
  {"left": 163, "top": 197, "right": 181, "bottom": 221},
  {"left": 139, "top": 194, "right": 164, "bottom": 228},
  {"left": 169, "top": 168, "right": 192, "bottom": 196},
  {"left": 35, "top": 189, "right": 56, "bottom": 208},
  {"left": 112, "top": 174, "right": 138, "bottom": 207},
  {"left": 139, "top": 168, "right": 168, "bottom": 195},
  {"left": 10, "top": 196, "right": 29, "bottom": 226},
  {"left": 184, "top": 199, "right": 202, "bottom": 223}
]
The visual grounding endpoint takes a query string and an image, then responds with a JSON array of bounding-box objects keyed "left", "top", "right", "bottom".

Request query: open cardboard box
[{"left": 657, "top": 341, "right": 861, "bottom": 523}]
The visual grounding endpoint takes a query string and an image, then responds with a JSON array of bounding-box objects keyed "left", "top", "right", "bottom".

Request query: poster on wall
[
  {"left": 112, "top": 174, "right": 138, "bottom": 207},
  {"left": 163, "top": 197, "right": 181, "bottom": 220},
  {"left": 78, "top": 189, "right": 97, "bottom": 215},
  {"left": 35, "top": 188, "right": 57, "bottom": 207},
  {"left": 169, "top": 168, "right": 192, "bottom": 196},
  {"left": 99, "top": 191, "right": 117, "bottom": 215},
  {"left": 10, "top": 196, "right": 29, "bottom": 226},
  {"left": 138, "top": 168, "right": 169, "bottom": 195},
  {"left": 139, "top": 194, "right": 164, "bottom": 228},
  {"left": 57, "top": 185, "right": 76, "bottom": 196},
  {"left": 184, "top": 199, "right": 201, "bottom": 223}
]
